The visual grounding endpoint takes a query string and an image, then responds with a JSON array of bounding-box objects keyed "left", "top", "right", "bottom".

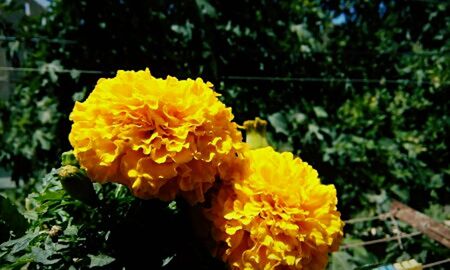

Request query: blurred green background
[{"left": 0, "top": 0, "right": 449, "bottom": 269}]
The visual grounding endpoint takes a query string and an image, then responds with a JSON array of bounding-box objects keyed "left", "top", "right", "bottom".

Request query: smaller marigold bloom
[
  {"left": 206, "top": 147, "right": 344, "bottom": 270},
  {"left": 69, "top": 69, "right": 243, "bottom": 204}
]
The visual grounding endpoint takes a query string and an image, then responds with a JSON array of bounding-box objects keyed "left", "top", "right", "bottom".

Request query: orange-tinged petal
[
  {"left": 205, "top": 147, "right": 344, "bottom": 269},
  {"left": 69, "top": 69, "right": 244, "bottom": 204}
]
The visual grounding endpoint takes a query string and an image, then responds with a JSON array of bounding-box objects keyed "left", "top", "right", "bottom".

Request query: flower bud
[
  {"left": 243, "top": 117, "right": 269, "bottom": 149},
  {"left": 58, "top": 165, "right": 98, "bottom": 206},
  {"left": 61, "top": 150, "right": 78, "bottom": 166}
]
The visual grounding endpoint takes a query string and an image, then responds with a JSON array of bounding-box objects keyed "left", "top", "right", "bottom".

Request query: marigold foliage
[
  {"left": 206, "top": 147, "right": 344, "bottom": 270},
  {"left": 69, "top": 69, "right": 243, "bottom": 203}
]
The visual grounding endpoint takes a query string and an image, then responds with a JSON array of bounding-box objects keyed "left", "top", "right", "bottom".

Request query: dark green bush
[{"left": 1, "top": 0, "right": 449, "bottom": 269}]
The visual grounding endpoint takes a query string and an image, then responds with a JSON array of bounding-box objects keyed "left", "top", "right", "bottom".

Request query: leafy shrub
[{"left": 1, "top": 0, "right": 449, "bottom": 269}]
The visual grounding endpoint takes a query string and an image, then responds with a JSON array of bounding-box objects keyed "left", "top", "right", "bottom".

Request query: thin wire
[
  {"left": 1, "top": 36, "right": 448, "bottom": 56},
  {"left": 344, "top": 213, "right": 391, "bottom": 224},
  {"left": 0, "top": 36, "right": 76, "bottom": 44},
  {"left": 1, "top": 66, "right": 447, "bottom": 85},
  {"left": 0, "top": 66, "right": 109, "bottom": 75},
  {"left": 423, "top": 258, "right": 450, "bottom": 269},
  {"left": 231, "top": 75, "right": 447, "bottom": 85},
  {"left": 410, "top": 0, "right": 449, "bottom": 3},
  {"left": 308, "top": 50, "right": 450, "bottom": 56},
  {"left": 223, "top": 76, "right": 446, "bottom": 85},
  {"left": 340, "top": 231, "right": 421, "bottom": 250}
]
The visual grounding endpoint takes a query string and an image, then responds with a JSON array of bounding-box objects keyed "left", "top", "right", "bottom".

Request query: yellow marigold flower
[
  {"left": 206, "top": 147, "right": 344, "bottom": 270},
  {"left": 69, "top": 69, "right": 243, "bottom": 204}
]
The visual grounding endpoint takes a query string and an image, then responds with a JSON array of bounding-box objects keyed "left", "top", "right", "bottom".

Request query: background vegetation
[{"left": 1, "top": 0, "right": 449, "bottom": 269}]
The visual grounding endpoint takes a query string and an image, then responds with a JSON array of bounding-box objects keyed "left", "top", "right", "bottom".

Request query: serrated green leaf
[
  {"left": 4, "top": 253, "right": 34, "bottom": 269},
  {"left": 23, "top": 210, "right": 38, "bottom": 221},
  {"left": 64, "top": 225, "right": 78, "bottom": 236},
  {"left": 31, "top": 246, "right": 60, "bottom": 265},
  {"left": 88, "top": 254, "right": 115, "bottom": 268},
  {"left": 268, "top": 112, "right": 289, "bottom": 135},
  {"left": 0, "top": 231, "right": 39, "bottom": 254}
]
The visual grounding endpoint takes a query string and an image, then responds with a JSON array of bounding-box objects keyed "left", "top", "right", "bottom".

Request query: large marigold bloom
[
  {"left": 69, "top": 69, "right": 243, "bottom": 203},
  {"left": 206, "top": 147, "right": 344, "bottom": 270}
]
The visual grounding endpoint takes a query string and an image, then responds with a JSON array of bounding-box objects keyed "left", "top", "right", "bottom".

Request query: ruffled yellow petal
[
  {"left": 69, "top": 69, "right": 244, "bottom": 204},
  {"left": 206, "top": 147, "right": 344, "bottom": 269}
]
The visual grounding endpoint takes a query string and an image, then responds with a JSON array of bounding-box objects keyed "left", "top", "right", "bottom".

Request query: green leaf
[
  {"left": 0, "top": 195, "right": 28, "bottom": 242},
  {"left": 268, "top": 112, "right": 289, "bottom": 135},
  {"left": 31, "top": 246, "right": 60, "bottom": 265},
  {"left": 351, "top": 245, "right": 378, "bottom": 265},
  {"left": 429, "top": 174, "right": 444, "bottom": 189},
  {"left": 329, "top": 251, "right": 356, "bottom": 270},
  {"left": 0, "top": 231, "right": 39, "bottom": 254},
  {"left": 23, "top": 210, "right": 39, "bottom": 221},
  {"left": 167, "top": 201, "right": 179, "bottom": 213},
  {"left": 290, "top": 112, "right": 306, "bottom": 124},
  {"left": 88, "top": 254, "right": 115, "bottom": 268},
  {"left": 70, "top": 69, "right": 81, "bottom": 80},
  {"left": 0, "top": 250, "right": 6, "bottom": 258},
  {"left": 307, "top": 124, "right": 324, "bottom": 141},
  {"left": 3, "top": 254, "right": 34, "bottom": 269},
  {"left": 195, "top": 0, "right": 217, "bottom": 18},
  {"left": 39, "top": 60, "right": 63, "bottom": 83},
  {"left": 32, "top": 130, "right": 52, "bottom": 151},
  {"left": 390, "top": 184, "right": 409, "bottom": 202},
  {"left": 38, "top": 190, "right": 66, "bottom": 201},
  {"left": 313, "top": 106, "right": 328, "bottom": 118},
  {"left": 425, "top": 204, "right": 450, "bottom": 221},
  {"left": 64, "top": 225, "right": 78, "bottom": 236},
  {"left": 161, "top": 254, "right": 176, "bottom": 267},
  {"left": 38, "top": 109, "right": 53, "bottom": 124}
]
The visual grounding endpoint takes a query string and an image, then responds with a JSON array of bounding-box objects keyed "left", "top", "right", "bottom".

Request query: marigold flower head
[
  {"left": 69, "top": 69, "right": 243, "bottom": 204},
  {"left": 206, "top": 147, "right": 344, "bottom": 270}
]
